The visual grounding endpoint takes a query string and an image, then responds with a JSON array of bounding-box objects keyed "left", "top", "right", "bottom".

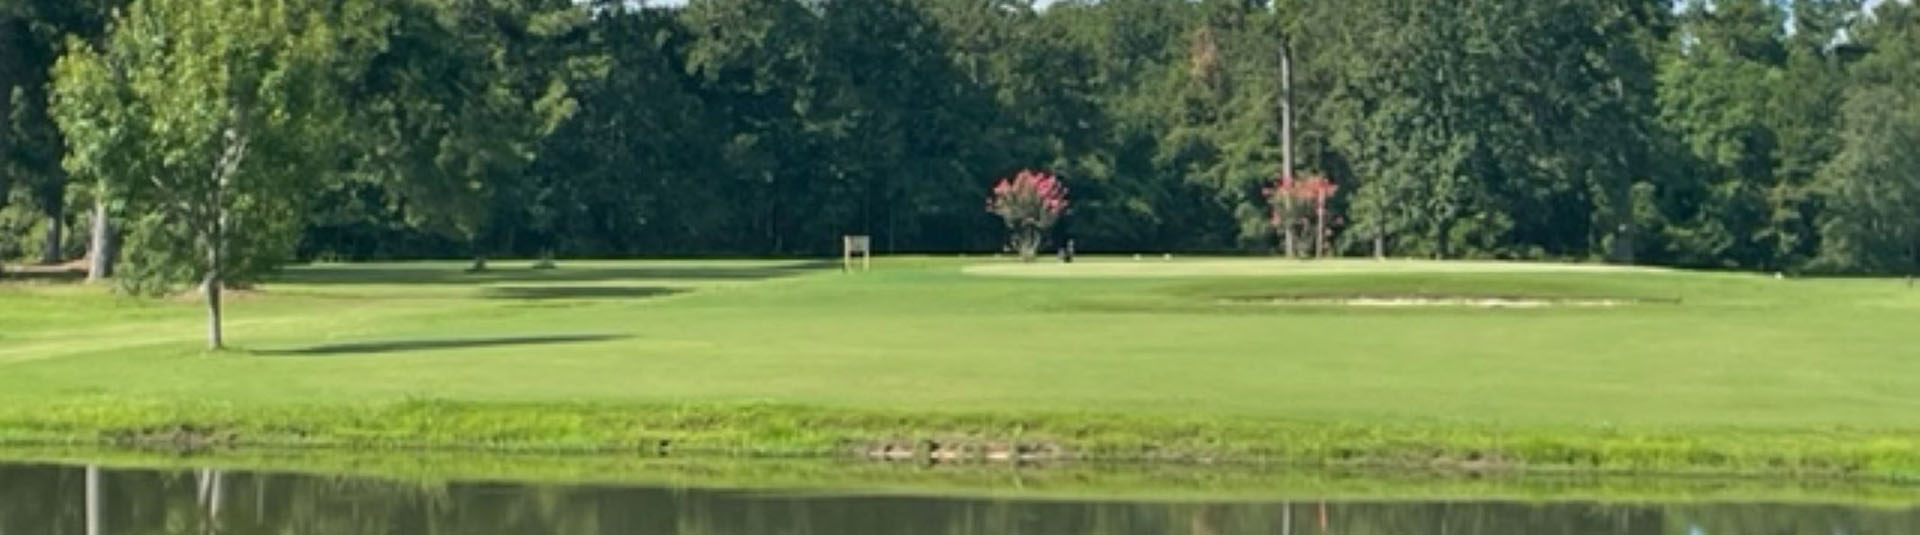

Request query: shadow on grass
[
  {"left": 257, "top": 334, "right": 630, "bottom": 356},
  {"left": 481, "top": 286, "right": 689, "bottom": 301},
  {"left": 275, "top": 260, "right": 835, "bottom": 286},
  {"left": 0, "top": 265, "right": 88, "bottom": 283}
]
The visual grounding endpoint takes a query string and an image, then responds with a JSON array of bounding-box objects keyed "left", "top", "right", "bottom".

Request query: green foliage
[
  {"left": 342, "top": 0, "right": 585, "bottom": 258},
  {"left": 50, "top": 0, "right": 359, "bottom": 296},
  {"left": 8, "top": 0, "right": 1920, "bottom": 273},
  {"left": 0, "top": 0, "right": 126, "bottom": 262},
  {"left": 1814, "top": 2, "right": 1920, "bottom": 273}
]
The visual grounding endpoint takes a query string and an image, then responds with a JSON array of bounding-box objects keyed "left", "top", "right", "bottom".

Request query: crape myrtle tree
[
  {"left": 987, "top": 169, "right": 1068, "bottom": 261},
  {"left": 52, "top": 0, "right": 373, "bottom": 349},
  {"left": 1268, "top": 172, "right": 1338, "bottom": 258}
]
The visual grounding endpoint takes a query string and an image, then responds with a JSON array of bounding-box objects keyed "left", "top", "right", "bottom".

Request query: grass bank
[
  {"left": 2, "top": 258, "right": 1918, "bottom": 477},
  {"left": 2, "top": 399, "right": 1918, "bottom": 478}
]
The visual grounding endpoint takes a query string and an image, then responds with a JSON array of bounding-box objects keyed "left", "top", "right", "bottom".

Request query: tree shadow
[
  {"left": 256, "top": 334, "right": 630, "bottom": 356},
  {"left": 275, "top": 260, "right": 835, "bottom": 286},
  {"left": 481, "top": 286, "right": 689, "bottom": 300},
  {"left": 0, "top": 265, "right": 88, "bottom": 283}
]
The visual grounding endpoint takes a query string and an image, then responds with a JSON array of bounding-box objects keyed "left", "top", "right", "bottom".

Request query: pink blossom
[{"left": 987, "top": 168, "right": 1070, "bottom": 261}]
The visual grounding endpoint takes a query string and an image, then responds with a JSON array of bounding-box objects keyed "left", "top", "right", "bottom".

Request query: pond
[{"left": 1, "top": 460, "right": 1916, "bottom": 535}]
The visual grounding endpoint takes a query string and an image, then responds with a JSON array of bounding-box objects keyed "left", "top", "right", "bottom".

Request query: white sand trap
[
  {"left": 963, "top": 258, "right": 1670, "bottom": 279},
  {"left": 1222, "top": 296, "right": 1637, "bottom": 308}
]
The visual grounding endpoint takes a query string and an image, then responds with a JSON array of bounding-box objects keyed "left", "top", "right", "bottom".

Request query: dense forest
[{"left": 3, "top": 0, "right": 1919, "bottom": 288}]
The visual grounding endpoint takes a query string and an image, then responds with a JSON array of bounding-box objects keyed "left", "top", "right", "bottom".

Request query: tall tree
[
  {"left": 680, "top": 0, "right": 833, "bottom": 253},
  {"left": 1758, "top": 0, "right": 1865, "bottom": 268},
  {"left": 1, "top": 0, "right": 123, "bottom": 265},
  {"left": 1304, "top": 0, "right": 1666, "bottom": 259},
  {"left": 345, "top": 0, "right": 585, "bottom": 271},
  {"left": 817, "top": 0, "right": 1009, "bottom": 252},
  {"left": 1047, "top": 0, "right": 1227, "bottom": 251},
  {"left": 1158, "top": 3, "right": 1287, "bottom": 250},
  {"left": 0, "top": 16, "right": 20, "bottom": 217},
  {"left": 1815, "top": 1, "right": 1920, "bottom": 273},
  {"left": 1651, "top": 0, "right": 1790, "bottom": 268},
  {"left": 522, "top": 4, "right": 722, "bottom": 256},
  {"left": 53, "top": 0, "right": 367, "bottom": 348}
]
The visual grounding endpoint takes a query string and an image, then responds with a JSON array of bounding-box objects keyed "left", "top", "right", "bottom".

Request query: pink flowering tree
[
  {"left": 1268, "top": 173, "right": 1340, "bottom": 258},
  {"left": 987, "top": 170, "right": 1069, "bottom": 262}
]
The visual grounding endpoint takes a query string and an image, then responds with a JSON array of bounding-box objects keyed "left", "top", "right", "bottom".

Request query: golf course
[{"left": 2, "top": 257, "right": 1917, "bottom": 477}]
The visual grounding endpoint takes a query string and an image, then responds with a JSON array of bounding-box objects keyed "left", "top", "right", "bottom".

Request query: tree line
[{"left": 3, "top": 0, "right": 1919, "bottom": 278}]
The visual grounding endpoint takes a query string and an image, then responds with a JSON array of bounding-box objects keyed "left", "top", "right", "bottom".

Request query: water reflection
[{"left": 1, "top": 462, "right": 1915, "bottom": 535}]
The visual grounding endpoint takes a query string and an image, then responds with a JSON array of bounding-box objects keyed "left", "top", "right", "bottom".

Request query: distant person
[{"left": 1059, "top": 240, "right": 1076, "bottom": 263}]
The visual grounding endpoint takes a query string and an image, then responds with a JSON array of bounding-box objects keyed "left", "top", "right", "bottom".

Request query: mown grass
[{"left": 2, "top": 257, "right": 1918, "bottom": 477}]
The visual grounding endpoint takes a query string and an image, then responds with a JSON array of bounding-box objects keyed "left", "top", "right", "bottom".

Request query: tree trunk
[
  {"left": 1315, "top": 201, "right": 1328, "bottom": 259},
  {"left": 1278, "top": 41, "right": 1295, "bottom": 258},
  {"left": 206, "top": 257, "right": 224, "bottom": 350},
  {"left": 41, "top": 201, "right": 64, "bottom": 265},
  {"left": 1017, "top": 228, "right": 1040, "bottom": 262},
  {"left": 1608, "top": 78, "right": 1636, "bottom": 265},
  {"left": 87, "top": 200, "right": 116, "bottom": 281},
  {"left": 1283, "top": 224, "right": 1297, "bottom": 258},
  {"left": 466, "top": 234, "right": 489, "bottom": 272},
  {"left": 202, "top": 119, "right": 247, "bottom": 351},
  {"left": 205, "top": 200, "right": 225, "bottom": 350},
  {"left": 1614, "top": 223, "right": 1635, "bottom": 264}
]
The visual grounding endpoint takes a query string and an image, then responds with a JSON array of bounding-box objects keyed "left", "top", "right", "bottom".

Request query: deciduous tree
[
  {"left": 988, "top": 169, "right": 1068, "bottom": 261},
  {"left": 52, "top": 0, "right": 367, "bottom": 348}
]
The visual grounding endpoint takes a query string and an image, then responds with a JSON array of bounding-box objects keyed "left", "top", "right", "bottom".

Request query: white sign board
[{"left": 843, "top": 235, "right": 872, "bottom": 272}]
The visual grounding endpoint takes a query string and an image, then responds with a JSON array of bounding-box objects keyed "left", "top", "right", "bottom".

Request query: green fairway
[{"left": 2, "top": 258, "right": 1918, "bottom": 473}]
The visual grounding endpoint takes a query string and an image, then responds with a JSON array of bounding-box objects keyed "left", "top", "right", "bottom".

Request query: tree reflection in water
[{"left": 0, "top": 462, "right": 1914, "bottom": 535}]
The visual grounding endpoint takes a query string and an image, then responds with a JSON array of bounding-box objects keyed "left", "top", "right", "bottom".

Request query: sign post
[{"left": 843, "top": 235, "right": 872, "bottom": 272}]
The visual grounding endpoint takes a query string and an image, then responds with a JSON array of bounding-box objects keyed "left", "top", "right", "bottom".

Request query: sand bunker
[
  {"left": 963, "top": 259, "right": 1670, "bottom": 279},
  {"left": 1223, "top": 296, "right": 1640, "bottom": 308}
]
